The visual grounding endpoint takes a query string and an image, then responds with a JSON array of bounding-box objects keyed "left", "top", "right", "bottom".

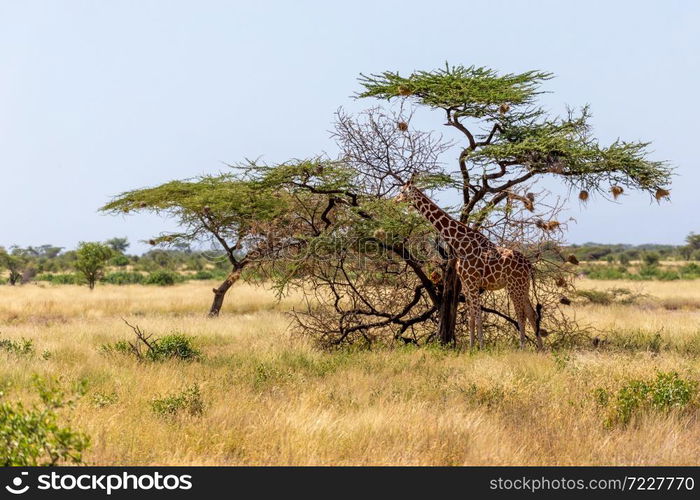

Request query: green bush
[
  {"left": 0, "top": 377, "right": 90, "bottom": 465},
  {"left": 101, "top": 332, "right": 200, "bottom": 362},
  {"left": 109, "top": 255, "right": 130, "bottom": 267},
  {"left": 642, "top": 252, "right": 661, "bottom": 267},
  {"left": 148, "top": 334, "right": 201, "bottom": 362},
  {"left": 0, "top": 337, "right": 34, "bottom": 357},
  {"left": 575, "top": 287, "right": 641, "bottom": 305},
  {"left": 597, "top": 372, "right": 697, "bottom": 426},
  {"left": 150, "top": 384, "right": 204, "bottom": 418},
  {"left": 35, "top": 273, "right": 79, "bottom": 284},
  {"left": 145, "top": 270, "right": 183, "bottom": 286},
  {"left": 101, "top": 271, "right": 145, "bottom": 285}
]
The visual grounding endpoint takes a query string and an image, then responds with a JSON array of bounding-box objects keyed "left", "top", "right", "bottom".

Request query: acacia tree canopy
[
  {"left": 101, "top": 175, "right": 300, "bottom": 315},
  {"left": 358, "top": 64, "right": 672, "bottom": 212}
]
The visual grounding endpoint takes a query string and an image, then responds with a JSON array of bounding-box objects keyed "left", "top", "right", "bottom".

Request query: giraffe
[{"left": 396, "top": 179, "right": 544, "bottom": 349}]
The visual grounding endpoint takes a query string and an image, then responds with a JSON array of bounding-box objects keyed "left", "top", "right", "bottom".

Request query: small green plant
[
  {"left": 102, "top": 271, "right": 144, "bottom": 285},
  {"left": 0, "top": 337, "right": 34, "bottom": 357},
  {"left": 100, "top": 320, "right": 201, "bottom": 362},
  {"left": 0, "top": 376, "right": 90, "bottom": 465},
  {"left": 145, "top": 270, "right": 183, "bottom": 286},
  {"left": 575, "top": 287, "right": 642, "bottom": 305},
  {"left": 91, "top": 391, "right": 119, "bottom": 408},
  {"left": 150, "top": 384, "right": 204, "bottom": 418},
  {"left": 597, "top": 371, "right": 697, "bottom": 426}
]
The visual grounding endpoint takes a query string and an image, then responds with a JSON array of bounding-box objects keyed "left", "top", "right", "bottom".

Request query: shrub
[
  {"left": 642, "top": 252, "right": 661, "bottom": 267},
  {"left": 91, "top": 391, "right": 119, "bottom": 408},
  {"left": 101, "top": 322, "right": 201, "bottom": 362},
  {"left": 575, "top": 287, "right": 641, "bottom": 305},
  {"left": 597, "top": 372, "right": 697, "bottom": 426},
  {"left": 102, "top": 271, "right": 144, "bottom": 285},
  {"left": 145, "top": 270, "right": 183, "bottom": 286},
  {"left": 150, "top": 384, "right": 204, "bottom": 418},
  {"left": 0, "top": 377, "right": 90, "bottom": 465},
  {"left": 109, "top": 254, "right": 130, "bottom": 267},
  {"left": 35, "top": 273, "right": 79, "bottom": 284},
  {"left": 0, "top": 337, "right": 34, "bottom": 356},
  {"left": 148, "top": 334, "right": 201, "bottom": 362}
]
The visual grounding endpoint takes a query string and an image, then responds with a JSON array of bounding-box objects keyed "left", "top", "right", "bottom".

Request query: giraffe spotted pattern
[{"left": 397, "top": 180, "right": 543, "bottom": 349}]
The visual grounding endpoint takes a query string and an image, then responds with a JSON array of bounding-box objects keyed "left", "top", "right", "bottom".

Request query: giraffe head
[{"left": 394, "top": 174, "right": 417, "bottom": 204}]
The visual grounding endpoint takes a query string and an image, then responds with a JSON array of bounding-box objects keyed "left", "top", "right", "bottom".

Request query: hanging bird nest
[
  {"left": 536, "top": 219, "right": 560, "bottom": 231},
  {"left": 555, "top": 277, "right": 567, "bottom": 288},
  {"left": 397, "top": 121, "right": 408, "bottom": 132},
  {"left": 567, "top": 254, "right": 579, "bottom": 265},
  {"left": 578, "top": 190, "right": 589, "bottom": 202},
  {"left": 655, "top": 188, "right": 670, "bottom": 200},
  {"left": 611, "top": 186, "right": 624, "bottom": 199},
  {"left": 499, "top": 103, "right": 510, "bottom": 114},
  {"left": 507, "top": 192, "right": 534, "bottom": 211},
  {"left": 397, "top": 86, "right": 412, "bottom": 96},
  {"left": 148, "top": 239, "right": 156, "bottom": 246}
]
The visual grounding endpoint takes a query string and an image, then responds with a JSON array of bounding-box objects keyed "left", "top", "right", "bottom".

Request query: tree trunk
[
  {"left": 208, "top": 268, "right": 242, "bottom": 317},
  {"left": 436, "top": 259, "right": 460, "bottom": 345}
]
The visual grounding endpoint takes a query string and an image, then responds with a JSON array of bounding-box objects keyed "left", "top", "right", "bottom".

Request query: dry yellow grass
[{"left": 1, "top": 280, "right": 699, "bottom": 465}]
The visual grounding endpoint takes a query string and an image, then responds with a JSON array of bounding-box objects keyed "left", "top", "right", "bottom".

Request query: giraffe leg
[
  {"left": 522, "top": 297, "right": 543, "bottom": 350},
  {"left": 508, "top": 288, "right": 528, "bottom": 349},
  {"left": 476, "top": 298, "right": 484, "bottom": 349},
  {"left": 468, "top": 305, "right": 476, "bottom": 349}
]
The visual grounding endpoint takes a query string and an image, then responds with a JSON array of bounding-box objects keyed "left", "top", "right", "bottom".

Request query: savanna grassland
[{"left": 1, "top": 277, "right": 700, "bottom": 465}]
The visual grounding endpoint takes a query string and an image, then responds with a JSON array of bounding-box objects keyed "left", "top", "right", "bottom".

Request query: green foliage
[
  {"left": 101, "top": 331, "right": 201, "bottom": 362},
  {"left": 574, "top": 287, "right": 642, "bottom": 305},
  {"left": 149, "top": 334, "right": 201, "bottom": 361},
  {"left": 358, "top": 64, "right": 671, "bottom": 197},
  {"left": 358, "top": 64, "right": 551, "bottom": 118},
  {"left": 105, "top": 237, "right": 130, "bottom": 253},
  {"left": 0, "top": 337, "right": 34, "bottom": 357},
  {"left": 36, "top": 273, "right": 79, "bottom": 284},
  {"left": 145, "top": 270, "right": 183, "bottom": 286},
  {"left": 109, "top": 254, "right": 130, "bottom": 267},
  {"left": 642, "top": 252, "right": 661, "bottom": 267},
  {"left": 74, "top": 242, "right": 113, "bottom": 290},
  {"left": 91, "top": 391, "right": 119, "bottom": 408},
  {"left": 150, "top": 384, "right": 204, "bottom": 418},
  {"left": 0, "top": 376, "right": 90, "bottom": 466},
  {"left": 100, "top": 175, "right": 289, "bottom": 253},
  {"left": 597, "top": 372, "right": 697, "bottom": 426},
  {"left": 102, "top": 271, "right": 145, "bottom": 285}
]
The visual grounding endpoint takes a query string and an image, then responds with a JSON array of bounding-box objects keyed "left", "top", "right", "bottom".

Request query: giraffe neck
[{"left": 406, "top": 186, "right": 489, "bottom": 253}]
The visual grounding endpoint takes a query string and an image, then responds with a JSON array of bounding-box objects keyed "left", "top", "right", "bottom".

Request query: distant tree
[
  {"left": 100, "top": 175, "right": 302, "bottom": 316},
  {"left": 618, "top": 253, "right": 631, "bottom": 266},
  {"left": 680, "top": 232, "right": 700, "bottom": 260},
  {"left": 74, "top": 242, "right": 113, "bottom": 290},
  {"left": 642, "top": 252, "right": 661, "bottom": 267},
  {"left": 105, "top": 237, "right": 130, "bottom": 254},
  {"left": 0, "top": 247, "right": 26, "bottom": 285}
]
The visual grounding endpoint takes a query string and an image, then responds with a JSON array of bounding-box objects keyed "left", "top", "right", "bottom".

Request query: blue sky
[{"left": 1, "top": 0, "right": 698, "bottom": 253}]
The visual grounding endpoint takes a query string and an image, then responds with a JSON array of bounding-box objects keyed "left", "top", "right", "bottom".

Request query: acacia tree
[
  {"left": 75, "top": 242, "right": 113, "bottom": 290},
  {"left": 100, "top": 175, "right": 302, "bottom": 316},
  {"left": 253, "top": 65, "right": 672, "bottom": 347},
  {"left": 0, "top": 247, "right": 25, "bottom": 285}
]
